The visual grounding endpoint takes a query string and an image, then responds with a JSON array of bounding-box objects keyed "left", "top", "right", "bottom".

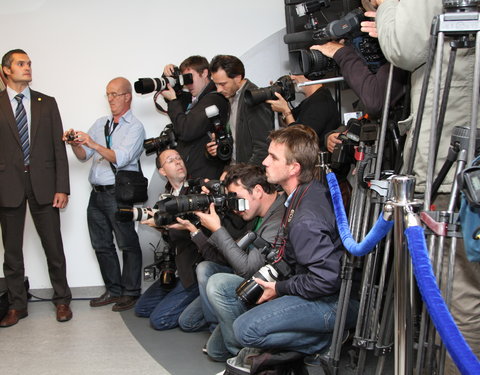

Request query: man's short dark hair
[
  {"left": 268, "top": 125, "right": 319, "bottom": 184},
  {"left": 210, "top": 55, "right": 245, "bottom": 79},
  {"left": 225, "top": 163, "right": 274, "bottom": 194},
  {"left": 2, "top": 49, "right": 28, "bottom": 68},
  {"left": 180, "top": 55, "right": 210, "bottom": 78}
]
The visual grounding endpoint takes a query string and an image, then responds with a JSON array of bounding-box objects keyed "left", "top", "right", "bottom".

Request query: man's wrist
[
  {"left": 190, "top": 229, "right": 201, "bottom": 239},
  {"left": 281, "top": 111, "right": 292, "bottom": 121}
]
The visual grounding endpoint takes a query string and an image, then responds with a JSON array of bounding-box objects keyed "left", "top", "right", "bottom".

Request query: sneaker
[{"left": 112, "top": 296, "right": 139, "bottom": 312}]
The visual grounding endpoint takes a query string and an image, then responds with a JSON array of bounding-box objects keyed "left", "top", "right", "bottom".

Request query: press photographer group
[{"left": 1, "top": 0, "right": 479, "bottom": 374}]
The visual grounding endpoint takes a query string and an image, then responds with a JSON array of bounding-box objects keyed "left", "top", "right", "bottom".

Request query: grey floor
[{"left": 0, "top": 287, "right": 392, "bottom": 375}]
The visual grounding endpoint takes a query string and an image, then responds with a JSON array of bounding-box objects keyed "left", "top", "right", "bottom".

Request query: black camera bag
[{"left": 114, "top": 169, "right": 148, "bottom": 204}]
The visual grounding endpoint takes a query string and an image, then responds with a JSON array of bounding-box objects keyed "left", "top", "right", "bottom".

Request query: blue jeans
[
  {"left": 135, "top": 277, "right": 199, "bottom": 330},
  {"left": 233, "top": 294, "right": 359, "bottom": 355},
  {"left": 206, "top": 273, "right": 248, "bottom": 361},
  {"left": 197, "top": 261, "right": 233, "bottom": 326},
  {"left": 87, "top": 189, "right": 142, "bottom": 297}
]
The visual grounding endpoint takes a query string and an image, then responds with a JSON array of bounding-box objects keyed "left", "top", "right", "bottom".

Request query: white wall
[{"left": 0, "top": 0, "right": 289, "bottom": 289}]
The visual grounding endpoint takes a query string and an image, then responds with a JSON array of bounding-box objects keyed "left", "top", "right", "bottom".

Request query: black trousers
[{"left": 0, "top": 172, "right": 71, "bottom": 310}]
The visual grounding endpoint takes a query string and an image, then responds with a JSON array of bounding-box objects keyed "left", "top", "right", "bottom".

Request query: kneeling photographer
[
  {"left": 133, "top": 149, "right": 206, "bottom": 330},
  {"left": 184, "top": 164, "right": 286, "bottom": 361}
]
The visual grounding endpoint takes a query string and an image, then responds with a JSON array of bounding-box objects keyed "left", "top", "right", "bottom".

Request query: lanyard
[{"left": 104, "top": 119, "right": 118, "bottom": 148}]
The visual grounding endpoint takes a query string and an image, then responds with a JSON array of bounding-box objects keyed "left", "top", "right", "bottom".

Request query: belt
[
  {"left": 92, "top": 184, "right": 115, "bottom": 192},
  {"left": 24, "top": 165, "right": 30, "bottom": 173}
]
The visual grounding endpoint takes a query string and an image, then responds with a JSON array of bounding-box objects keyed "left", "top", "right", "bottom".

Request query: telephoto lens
[
  {"left": 115, "top": 207, "right": 157, "bottom": 222},
  {"left": 235, "top": 264, "right": 279, "bottom": 306}
]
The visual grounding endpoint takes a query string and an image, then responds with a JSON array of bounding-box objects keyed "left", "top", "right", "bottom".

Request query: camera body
[
  {"left": 205, "top": 105, "right": 233, "bottom": 161},
  {"left": 235, "top": 232, "right": 292, "bottom": 306},
  {"left": 134, "top": 67, "right": 194, "bottom": 95},
  {"left": 143, "top": 234, "right": 176, "bottom": 287},
  {"left": 143, "top": 124, "right": 177, "bottom": 156},
  {"left": 245, "top": 75, "right": 296, "bottom": 107},
  {"left": 331, "top": 117, "right": 378, "bottom": 168}
]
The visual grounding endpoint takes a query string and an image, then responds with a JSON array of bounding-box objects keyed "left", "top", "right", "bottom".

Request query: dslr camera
[
  {"left": 205, "top": 105, "right": 233, "bottom": 161},
  {"left": 245, "top": 75, "right": 296, "bottom": 107},
  {"left": 235, "top": 232, "right": 292, "bottom": 306},
  {"left": 143, "top": 233, "right": 176, "bottom": 288},
  {"left": 153, "top": 180, "right": 249, "bottom": 227},
  {"left": 134, "top": 67, "right": 193, "bottom": 95},
  {"left": 143, "top": 124, "right": 177, "bottom": 156}
]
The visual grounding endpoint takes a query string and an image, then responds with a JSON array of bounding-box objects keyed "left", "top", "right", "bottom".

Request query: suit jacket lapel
[
  {"left": 30, "top": 89, "right": 41, "bottom": 148},
  {"left": 0, "top": 90, "right": 22, "bottom": 147}
]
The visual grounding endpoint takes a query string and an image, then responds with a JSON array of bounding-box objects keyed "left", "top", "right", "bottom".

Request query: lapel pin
[{"left": 38, "top": 97, "right": 42, "bottom": 101}]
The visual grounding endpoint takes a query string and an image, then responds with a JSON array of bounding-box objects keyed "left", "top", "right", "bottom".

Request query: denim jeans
[
  {"left": 87, "top": 189, "right": 142, "bottom": 297},
  {"left": 233, "top": 293, "right": 359, "bottom": 355},
  {"left": 206, "top": 273, "right": 248, "bottom": 361},
  {"left": 196, "top": 261, "right": 233, "bottom": 326},
  {"left": 135, "top": 277, "right": 199, "bottom": 330}
]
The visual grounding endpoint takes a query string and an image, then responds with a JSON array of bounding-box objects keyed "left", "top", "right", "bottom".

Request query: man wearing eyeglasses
[
  {"left": 135, "top": 148, "right": 207, "bottom": 330},
  {"left": 64, "top": 77, "right": 145, "bottom": 312}
]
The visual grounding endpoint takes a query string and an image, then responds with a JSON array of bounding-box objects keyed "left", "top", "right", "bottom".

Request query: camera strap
[
  {"left": 272, "top": 182, "right": 312, "bottom": 260},
  {"left": 104, "top": 119, "right": 143, "bottom": 175}
]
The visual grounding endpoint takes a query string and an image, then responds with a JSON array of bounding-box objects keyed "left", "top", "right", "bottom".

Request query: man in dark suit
[{"left": 0, "top": 49, "right": 72, "bottom": 327}]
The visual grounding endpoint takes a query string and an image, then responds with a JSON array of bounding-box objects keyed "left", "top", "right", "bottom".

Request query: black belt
[{"left": 92, "top": 184, "right": 115, "bottom": 192}]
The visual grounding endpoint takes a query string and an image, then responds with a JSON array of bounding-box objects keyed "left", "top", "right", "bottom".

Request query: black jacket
[{"left": 167, "top": 80, "right": 230, "bottom": 180}]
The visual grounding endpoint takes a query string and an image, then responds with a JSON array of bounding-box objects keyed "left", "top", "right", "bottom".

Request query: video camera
[
  {"left": 143, "top": 124, "right": 177, "bottom": 156},
  {"left": 245, "top": 75, "right": 296, "bottom": 107},
  {"left": 153, "top": 180, "right": 249, "bottom": 227},
  {"left": 331, "top": 116, "right": 378, "bottom": 169},
  {"left": 134, "top": 67, "right": 193, "bottom": 95},
  {"left": 143, "top": 234, "right": 176, "bottom": 288},
  {"left": 235, "top": 232, "right": 292, "bottom": 306},
  {"left": 205, "top": 105, "right": 233, "bottom": 161},
  {"left": 285, "top": 7, "right": 386, "bottom": 77}
]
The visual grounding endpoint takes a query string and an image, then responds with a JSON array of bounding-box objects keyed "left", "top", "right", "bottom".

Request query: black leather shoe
[
  {"left": 90, "top": 291, "right": 120, "bottom": 307},
  {"left": 112, "top": 296, "right": 139, "bottom": 312}
]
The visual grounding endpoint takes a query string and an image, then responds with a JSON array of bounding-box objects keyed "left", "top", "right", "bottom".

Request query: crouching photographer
[
  {"left": 226, "top": 125, "right": 358, "bottom": 366},
  {"left": 174, "top": 164, "right": 286, "bottom": 361},
  {"left": 132, "top": 149, "right": 205, "bottom": 330}
]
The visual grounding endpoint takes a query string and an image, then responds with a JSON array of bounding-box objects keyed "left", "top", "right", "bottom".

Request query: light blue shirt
[
  {"left": 7, "top": 86, "right": 31, "bottom": 138},
  {"left": 83, "top": 109, "right": 146, "bottom": 185}
]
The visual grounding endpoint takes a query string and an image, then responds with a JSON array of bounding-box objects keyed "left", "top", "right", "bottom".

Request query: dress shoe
[
  {"left": 90, "top": 291, "right": 121, "bottom": 307},
  {"left": 0, "top": 309, "right": 28, "bottom": 328},
  {"left": 112, "top": 295, "right": 139, "bottom": 312},
  {"left": 56, "top": 304, "right": 73, "bottom": 322}
]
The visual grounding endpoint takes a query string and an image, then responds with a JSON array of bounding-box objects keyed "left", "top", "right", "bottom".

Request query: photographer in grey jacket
[{"left": 177, "top": 163, "right": 285, "bottom": 360}]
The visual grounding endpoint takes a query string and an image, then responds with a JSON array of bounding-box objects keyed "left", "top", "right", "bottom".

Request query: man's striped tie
[{"left": 14, "top": 94, "right": 30, "bottom": 165}]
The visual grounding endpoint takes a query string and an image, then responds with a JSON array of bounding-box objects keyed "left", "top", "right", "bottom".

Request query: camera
[
  {"left": 205, "top": 105, "right": 233, "bottom": 161},
  {"left": 134, "top": 67, "right": 193, "bottom": 95},
  {"left": 153, "top": 180, "right": 249, "bottom": 227},
  {"left": 290, "top": 48, "right": 337, "bottom": 79},
  {"left": 66, "top": 129, "right": 77, "bottom": 142},
  {"left": 235, "top": 232, "right": 292, "bottom": 306},
  {"left": 245, "top": 75, "right": 296, "bottom": 107},
  {"left": 331, "top": 117, "right": 378, "bottom": 168},
  {"left": 143, "top": 234, "right": 176, "bottom": 287},
  {"left": 143, "top": 124, "right": 177, "bottom": 156}
]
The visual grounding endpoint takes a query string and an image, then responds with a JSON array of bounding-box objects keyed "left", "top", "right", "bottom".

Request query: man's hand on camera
[
  {"left": 266, "top": 92, "right": 290, "bottom": 115},
  {"left": 74, "top": 131, "right": 96, "bottom": 149},
  {"left": 255, "top": 278, "right": 277, "bottom": 304},
  {"left": 62, "top": 129, "right": 81, "bottom": 146},
  {"left": 168, "top": 217, "right": 198, "bottom": 233},
  {"left": 327, "top": 132, "right": 343, "bottom": 153},
  {"left": 195, "top": 203, "right": 221, "bottom": 232},
  {"left": 206, "top": 133, "right": 218, "bottom": 157},
  {"left": 361, "top": 11, "right": 378, "bottom": 38},
  {"left": 163, "top": 64, "right": 176, "bottom": 77},
  {"left": 310, "top": 42, "right": 344, "bottom": 59},
  {"left": 160, "top": 83, "right": 177, "bottom": 101}
]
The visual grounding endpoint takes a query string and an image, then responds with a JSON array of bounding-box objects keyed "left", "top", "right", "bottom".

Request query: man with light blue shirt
[{"left": 65, "top": 77, "right": 145, "bottom": 312}]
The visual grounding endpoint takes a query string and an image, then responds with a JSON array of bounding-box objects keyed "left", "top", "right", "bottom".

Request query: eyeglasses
[
  {"left": 161, "top": 155, "right": 182, "bottom": 168},
  {"left": 105, "top": 92, "right": 128, "bottom": 99}
]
